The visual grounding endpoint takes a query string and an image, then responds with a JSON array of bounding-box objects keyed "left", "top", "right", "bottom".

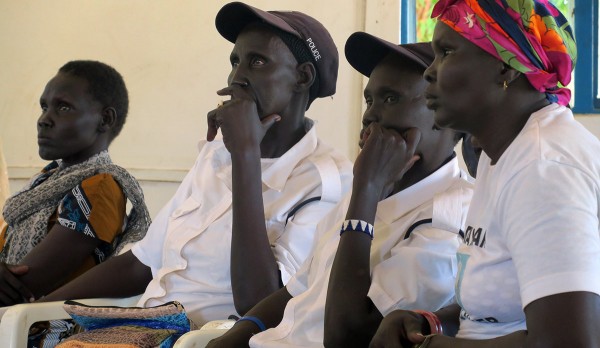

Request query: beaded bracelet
[
  {"left": 413, "top": 310, "right": 443, "bottom": 335},
  {"left": 339, "top": 219, "right": 374, "bottom": 239},
  {"left": 236, "top": 316, "right": 266, "bottom": 332}
]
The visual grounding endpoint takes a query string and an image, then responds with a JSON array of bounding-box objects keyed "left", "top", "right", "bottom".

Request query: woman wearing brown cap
[
  {"left": 206, "top": 32, "right": 474, "bottom": 348},
  {"left": 40, "top": 2, "right": 352, "bottom": 342}
]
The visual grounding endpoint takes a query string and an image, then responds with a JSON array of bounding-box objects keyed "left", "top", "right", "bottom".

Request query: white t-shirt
[
  {"left": 456, "top": 104, "right": 600, "bottom": 339},
  {"left": 250, "top": 158, "right": 473, "bottom": 348},
  {"left": 131, "top": 121, "right": 352, "bottom": 325}
]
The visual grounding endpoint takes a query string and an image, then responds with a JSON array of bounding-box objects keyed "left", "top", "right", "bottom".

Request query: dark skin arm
[
  {"left": 371, "top": 293, "right": 600, "bottom": 348},
  {"left": 323, "top": 124, "right": 421, "bottom": 348},
  {"left": 0, "top": 224, "right": 102, "bottom": 305},
  {"left": 206, "top": 286, "right": 293, "bottom": 348},
  {"left": 39, "top": 250, "right": 152, "bottom": 302},
  {"left": 207, "top": 86, "right": 281, "bottom": 316}
]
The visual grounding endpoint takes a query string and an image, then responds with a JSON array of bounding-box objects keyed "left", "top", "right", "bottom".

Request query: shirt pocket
[
  {"left": 168, "top": 195, "right": 231, "bottom": 244},
  {"left": 170, "top": 197, "right": 201, "bottom": 220},
  {"left": 167, "top": 197, "right": 206, "bottom": 241},
  {"left": 162, "top": 197, "right": 206, "bottom": 267}
]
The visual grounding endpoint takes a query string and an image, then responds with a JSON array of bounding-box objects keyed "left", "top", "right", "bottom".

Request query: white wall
[
  {"left": 2, "top": 1, "right": 600, "bottom": 217},
  {"left": 0, "top": 0, "right": 386, "bottom": 216}
]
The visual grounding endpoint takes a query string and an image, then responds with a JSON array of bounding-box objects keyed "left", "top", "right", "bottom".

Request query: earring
[{"left": 503, "top": 80, "right": 508, "bottom": 91}]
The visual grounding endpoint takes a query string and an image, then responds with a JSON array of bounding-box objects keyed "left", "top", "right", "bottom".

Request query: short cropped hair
[
  {"left": 270, "top": 26, "right": 321, "bottom": 109},
  {"left": 59, "top": 60, "right": 129, "bottom": 140}
]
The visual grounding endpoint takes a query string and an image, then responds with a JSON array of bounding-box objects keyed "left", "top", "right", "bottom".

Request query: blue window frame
[
  {"left": 401, "top": 0, "right": 599, "bottom": 114},
  {"left": 573, "top": 1, "right": 599, "bottom": 113},
  {"left": 400, "top": 0, "right": 416, "bottom": 44}
]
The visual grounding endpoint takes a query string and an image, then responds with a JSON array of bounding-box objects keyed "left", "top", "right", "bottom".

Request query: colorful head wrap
[{"left": 432, "top": 0, "right": 576, "bottom": 105}]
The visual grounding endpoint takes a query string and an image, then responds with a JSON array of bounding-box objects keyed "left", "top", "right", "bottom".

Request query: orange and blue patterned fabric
[
  {"left": 432, "top": 0, "right": 576, "bottom": 106},
  {"left": 57, "top": 301, "right": 194, "bottom": 348},
  {"left": 0, "top": 161, "right": 125, "bottom": 278}
]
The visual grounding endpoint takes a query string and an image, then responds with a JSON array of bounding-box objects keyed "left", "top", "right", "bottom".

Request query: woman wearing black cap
[{"left": 206, "top": 33, "right": 474, "bottom": 348}]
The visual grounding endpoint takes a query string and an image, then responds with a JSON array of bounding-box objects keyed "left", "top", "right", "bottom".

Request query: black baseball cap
[{"left": 345, "top": 32, "right": 434, "bottom": 77}]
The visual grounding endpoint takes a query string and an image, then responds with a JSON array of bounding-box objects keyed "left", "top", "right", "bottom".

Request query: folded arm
[
  {"left": 324, "top": 126, "right": 420, "bottom": 347},
  {"left": 214, "top": 94, "right": 284, "bottom": 315},
  {"left": 16, "top": 224, "right": 104, "bottom": 300},
  {"left": 40, "top": 250, "right": 152, "bottom": 302},
  {"left": 426, "top": 292, "right": 600, "bottom": 348}
]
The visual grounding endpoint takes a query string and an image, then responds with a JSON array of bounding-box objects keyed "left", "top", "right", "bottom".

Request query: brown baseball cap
[
  {"left": 345, "top": 32, "right": 434, "bottom": 77},
  {"left": 215, "top": 2, "right": 339, "bottom": 98}
]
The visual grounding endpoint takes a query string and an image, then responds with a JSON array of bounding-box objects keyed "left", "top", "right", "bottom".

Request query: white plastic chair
[
  {"left": 173, "top": 320, "right": 234, "bottom": 347},
  {"left": 0, "top": 295, "right": 141, "bottom": 348}
]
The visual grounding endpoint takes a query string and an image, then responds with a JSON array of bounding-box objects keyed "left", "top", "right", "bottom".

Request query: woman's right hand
[
  {"left": 370, "top": 310, "right": 429, "bottom": 348},
  {"left": 0, "top": 263, "right": 34, "bottom": 305}
]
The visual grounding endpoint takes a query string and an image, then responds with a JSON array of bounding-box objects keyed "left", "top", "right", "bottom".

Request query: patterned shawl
[
  {"left": 1, "top": 151, "right": 151, "bottom": 264},
  {"left": 432, "top": 0, "right": 576, "bottom": 105}
]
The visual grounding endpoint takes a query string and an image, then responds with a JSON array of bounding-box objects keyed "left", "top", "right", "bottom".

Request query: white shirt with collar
[
  {"left": 250, "top": 157, "right": 474, "bottom": 348},
  {"left": 131, "top": 121, "right": 352, "bottom": 325}
]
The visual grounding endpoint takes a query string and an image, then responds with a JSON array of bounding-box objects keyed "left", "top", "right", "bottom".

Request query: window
[{"left": 401, "top": 0, "right": 600, "bottom": 113}]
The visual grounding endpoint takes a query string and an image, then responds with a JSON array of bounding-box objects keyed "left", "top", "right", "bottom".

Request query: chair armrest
[
  {"left": 173, "top": 319, "right": 234, "bottom": 348},
  {"left": 174, "top": 328, "right": 231, "bottom": 348},
  {"left": 0, "top": 295, "right": 141, "bottom": 348}
]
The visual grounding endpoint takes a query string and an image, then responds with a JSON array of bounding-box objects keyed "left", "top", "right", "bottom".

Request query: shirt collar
[
  {"left": 377, "top": 157, "right": 461, "bottom": 225},
  {"left": 261, "top": 119, "right": 318, "bottom": 191}
]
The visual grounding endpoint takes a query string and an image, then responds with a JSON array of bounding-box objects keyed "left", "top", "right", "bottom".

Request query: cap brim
[
  {"left": 345, "top": 32, "right": 431, "bottom": 77},
  {"left": 215, "top": 2, "right": 299, "bottom": 43}
]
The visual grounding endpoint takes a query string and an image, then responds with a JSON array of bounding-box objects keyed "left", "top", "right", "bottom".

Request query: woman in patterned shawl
[{"left": 0, "top": 61, "right": 150, "bottom": 307}]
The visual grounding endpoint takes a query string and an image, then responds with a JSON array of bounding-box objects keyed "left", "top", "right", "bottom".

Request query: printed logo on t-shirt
[
  {"left": 460, "top": 308, "right": 498, "bottom": 323},
  {"left": 464, "top": 225, "right": 487, "bottom": 248}
]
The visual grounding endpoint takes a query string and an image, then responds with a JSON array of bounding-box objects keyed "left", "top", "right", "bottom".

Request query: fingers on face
[
  {"left": 403, "top": 128, "right": 422, "bottom": 153},
  {"left": 207, "top": 109, "right": 220, "bottom": 128},
  {"left": 362, "top": 122, "right": 382, "bottom": 145},
  {"left": 206, "top": 109, "right": 220, "bottom": 141},
  {"left": 217, "top": 85, "right": 251, "bottom": 101},
  {"left": 261, "top": 114, "right": 281, "bottom": 128}
]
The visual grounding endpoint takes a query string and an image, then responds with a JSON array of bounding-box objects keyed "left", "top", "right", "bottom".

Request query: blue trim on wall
[{"left": 573, "top": 0, "right": 599, "bottom": 113}]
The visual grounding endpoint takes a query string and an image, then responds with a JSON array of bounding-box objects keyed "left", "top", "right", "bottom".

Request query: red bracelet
[{"left": 413, "top": 310, "right": 443, "bottom": 335}]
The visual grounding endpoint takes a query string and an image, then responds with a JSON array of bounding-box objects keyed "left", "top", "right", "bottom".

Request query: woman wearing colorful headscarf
[{"left": 369, "top": 1, "right": 600, "bottom": 347}]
